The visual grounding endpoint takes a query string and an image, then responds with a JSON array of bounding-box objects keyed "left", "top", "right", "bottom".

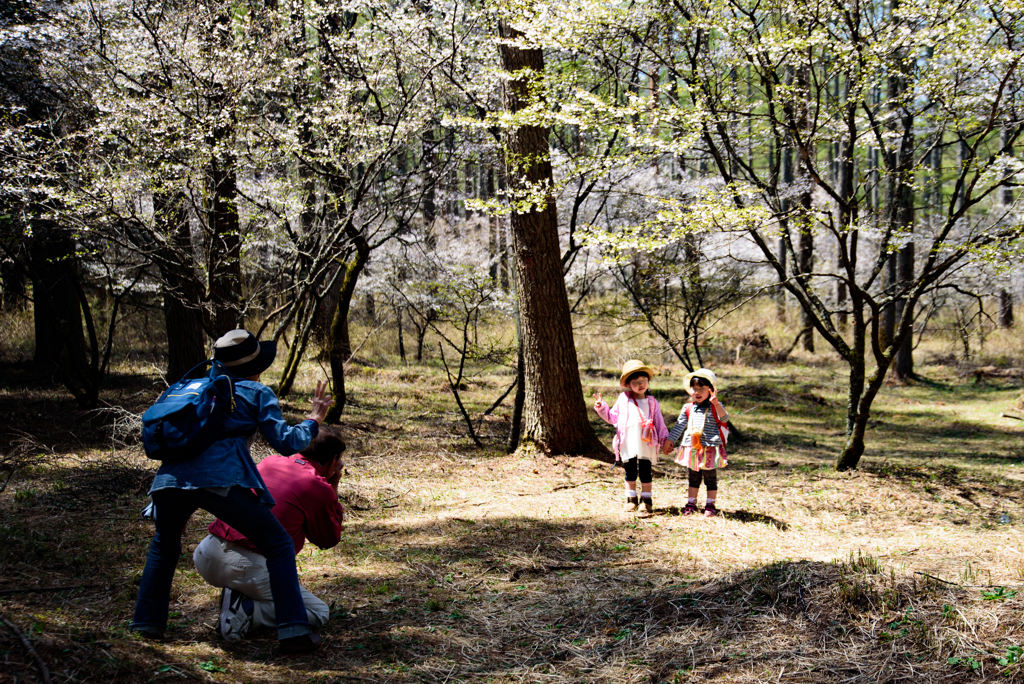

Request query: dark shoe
[
  {"left": 220, "top": 588, "right": 254, "bottom": 641},
  {"left": 682, "top": 501, "right": 698, "bottom": 516},
  {"left": 131, "top": 627, "right": 166, "bottom": 640},
  {"left": 622, "top": 496, "right": 639, "bottom": 513},
  {"left": 704, "top": 502, "right": 719, "bottom": 518},
  {"left": 279, "top": 633, "right": 322, "bottom": 655}
]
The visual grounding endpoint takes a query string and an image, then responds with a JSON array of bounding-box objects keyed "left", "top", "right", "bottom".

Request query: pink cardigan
[{"left": 594, "top": 392, "right": 670, "bottom": 462}]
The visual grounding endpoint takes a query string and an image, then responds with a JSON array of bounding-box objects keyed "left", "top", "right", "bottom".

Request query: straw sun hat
[{"left": 619, "top": 360, "right": 657, "bottom": 388}]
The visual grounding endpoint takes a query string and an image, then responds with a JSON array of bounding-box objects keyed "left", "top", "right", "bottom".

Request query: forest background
[{"left": 2, "top": 0, "right": 1024, "bottom": 682}]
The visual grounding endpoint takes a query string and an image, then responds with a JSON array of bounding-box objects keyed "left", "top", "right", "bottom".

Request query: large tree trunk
[
  {"left": 154, "top": 192, "right": 207, "bottom": 382},
  {"left": 998, "top": 290, "right": 1014, "bottom": 328},
  {"left": 206, "top": 145, "right": 243, "bottom": 334},
  {"left": 30, "top": 225, "right": 94, "bottom": 405},
  {"left": 498, "top": 21, "right": 608, "bottom": 457},
  {"left": 163, "top": 293, "right": 206, "bottom": 381}
]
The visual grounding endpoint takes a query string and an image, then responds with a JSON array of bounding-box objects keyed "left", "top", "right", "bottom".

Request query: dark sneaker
[
  {"left": 622, "top": 496, "right": 639, "bottom": 513},
  {"left": 682, "top": 501, "right": 698, "bottom": 516},
  {"left": 220, "top": 588, "right": 253, "bottom": 641},
  {"left": 704, "top": 503, "right": 719, "bottom": 518},
  {"left": 279, "top": 633, "right": 322, "bottom": 655}
]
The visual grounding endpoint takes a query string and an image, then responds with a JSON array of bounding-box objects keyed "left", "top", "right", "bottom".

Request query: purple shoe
[
  {"left": 682, "top": 501, "right": 698, "bottom": 516},
  {"left": 704, "top": 503, "right": 719, "bottom": 517}
]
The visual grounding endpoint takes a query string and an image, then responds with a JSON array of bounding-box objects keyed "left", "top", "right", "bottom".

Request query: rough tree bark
[
  {"left": 497, "top": 21, "right": 609, "bottom": 457},
  {"left": 153, "top": 192, "right": 206, "bottom": 382}
]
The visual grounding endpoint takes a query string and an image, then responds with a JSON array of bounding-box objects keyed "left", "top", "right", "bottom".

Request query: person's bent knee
[
  {"left": 192, "top": 535, "right": 224, "bottom": 587},
  {"left": 306, "top": 596, "right": 330, "bottom": 628}
]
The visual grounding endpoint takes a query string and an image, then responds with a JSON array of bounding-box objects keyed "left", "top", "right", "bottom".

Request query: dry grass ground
[{"left": 2, "top": 351, "right": 1023, "bottom": 683}]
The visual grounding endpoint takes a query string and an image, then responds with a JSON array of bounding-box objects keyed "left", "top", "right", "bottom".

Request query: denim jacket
[{"left": 149, "top": 379, "right": 319, "bottom": 507}]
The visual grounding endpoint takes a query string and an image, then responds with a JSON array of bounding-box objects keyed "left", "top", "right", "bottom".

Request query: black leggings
[
  {"left": 688, "top": 468, "right": 717, "bottom": 491},
  {"left": 622, "top": 458, "right": 652, "bottom": 484}
]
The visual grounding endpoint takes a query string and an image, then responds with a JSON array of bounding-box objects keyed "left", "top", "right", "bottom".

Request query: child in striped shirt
[{"left": 662, "top": 368, "right": 730, "bottom": 517}]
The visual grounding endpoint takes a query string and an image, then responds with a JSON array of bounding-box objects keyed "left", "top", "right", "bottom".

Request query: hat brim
[
  {"left": 619, "top": 365, "right": 656, "bottom": 387},
  {"left": 683, "top": 370, "right": 716, "bottom": 392},
  {"left": 223, "top": 340, "right": 277, "bottom": 378}
]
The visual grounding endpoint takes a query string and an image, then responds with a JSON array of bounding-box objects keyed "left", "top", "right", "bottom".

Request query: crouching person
[{"left": 194, "top": 426, "right": 345, "bottom": 640}]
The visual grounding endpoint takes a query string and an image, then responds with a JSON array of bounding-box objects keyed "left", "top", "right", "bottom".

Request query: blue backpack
[{"left": 141, "top": 360, "right": 239, "bottom": 462}]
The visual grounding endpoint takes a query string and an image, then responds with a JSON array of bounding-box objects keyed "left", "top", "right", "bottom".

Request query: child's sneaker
[
  {"left": 703, "top": 502, "right": 719, "bottom": 518},
  {"left": 682, "top": 501, "right": 698, "bottom": 516},
  {"left": 622, "top": 496, "right": 639, "bottom": 513},
  {"left": 637, "top": 497, "right": 653, "bottom": 518}
]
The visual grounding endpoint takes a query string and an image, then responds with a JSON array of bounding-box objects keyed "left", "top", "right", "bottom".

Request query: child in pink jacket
[{"left": 593, "top": 360, "right": 669, "bottom": 518}]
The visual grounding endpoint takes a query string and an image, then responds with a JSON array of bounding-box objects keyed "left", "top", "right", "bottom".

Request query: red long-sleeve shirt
[{"left": 209, "top": 454, "right": 343, "bottom": 554}]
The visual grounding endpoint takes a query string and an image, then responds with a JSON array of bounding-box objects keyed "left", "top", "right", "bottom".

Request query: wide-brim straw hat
[
  {"left": 213, "top": 329, "right": 277, "bottom": 378},
  {"left": 619, "top": 359, "right": 656, "bottom": 387},
  {"left": 683, "top": 368, "right": 717, "bottom": 392}
]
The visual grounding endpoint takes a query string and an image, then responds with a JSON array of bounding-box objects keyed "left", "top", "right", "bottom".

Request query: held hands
[
  {"left": 307, "top": 379, "right": 335, "bottom": 424},
  {"left": 661, "top": 440, "right": 674, "bottom": 455}
]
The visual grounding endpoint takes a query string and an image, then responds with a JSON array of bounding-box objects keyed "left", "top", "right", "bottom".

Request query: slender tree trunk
[
  {"left": 880, "top": 253, "right": 896, "bottom": 351},
  {"left": 890, "top": 37, "right": 915, "bottom": 379},
  {"left": 777, "top": 132, "right": 792, "bottom": 324},
  {"left": 325, "top": 243, "right": 370, "bottom": 421},
  {"left": 836, "top": 294, "right": 868, "bottom": 470},
  {"left": 396, "top": 304, "right": 407, "bottom": 363},
  {"left": 998, "top": 128, "right": 1015, "bottom": 329},
  {"left": 894, "top": 242, "right": 915, "bottom": 377},
  {"left": 507, "top": 335, "right": 526, "bottom": 454},
  {"left": 497, "top": 20, "right": 608, "bottom": 457},
  {"left": 795, "top": 66, "right": 814, "bottom": 352},
  {"left": 0, "top": 251, "right": 26, "bottom": 311}
]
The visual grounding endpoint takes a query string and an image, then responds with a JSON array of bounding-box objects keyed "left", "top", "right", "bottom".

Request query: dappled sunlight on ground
[{"left": 1, "top": 360, "right": 1022, "bottom": 682}]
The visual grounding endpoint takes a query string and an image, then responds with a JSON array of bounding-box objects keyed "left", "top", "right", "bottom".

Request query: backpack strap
[{"left": 710, "top": 403, "right": 729, "bottom": 445}]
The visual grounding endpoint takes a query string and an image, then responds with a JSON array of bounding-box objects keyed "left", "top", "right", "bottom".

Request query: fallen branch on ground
[
  {"left": 0, "top": 584, "right": 100, "bottom": 596},
  {"left": 551, "top": 479, "right": 616, "bottom": 491},
  {"left": 509, "top": 558, "right": 655, "bottom": 579},
  {"left": 1, "top": 614, "right": 53, "bottom": 684}
]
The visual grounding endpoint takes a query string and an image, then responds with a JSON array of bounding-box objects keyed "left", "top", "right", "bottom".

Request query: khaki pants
[{"left": 193, "top": 534, "right": 329, "bottom": 630}]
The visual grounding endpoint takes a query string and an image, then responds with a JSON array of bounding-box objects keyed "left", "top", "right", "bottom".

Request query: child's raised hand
[{"left": 593, "top": 392, "right": 605, "bottom": 410}]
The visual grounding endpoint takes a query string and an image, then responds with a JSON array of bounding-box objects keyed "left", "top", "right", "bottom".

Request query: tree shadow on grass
[
  {"left": 723, "top": 509, "right": 789, "bottom": 529},
  {"left": 1, "top": 489, "right": 1011, "bottom": 684}
]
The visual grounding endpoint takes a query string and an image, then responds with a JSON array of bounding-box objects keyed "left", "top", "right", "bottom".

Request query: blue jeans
[{"left": 131, "top": 486, "right": 310, "bottom": 639}]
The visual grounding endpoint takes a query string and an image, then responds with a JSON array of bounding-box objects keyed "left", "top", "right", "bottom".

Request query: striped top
[{"left": 667, "top": 401, "right": 724, "bottom": 447}]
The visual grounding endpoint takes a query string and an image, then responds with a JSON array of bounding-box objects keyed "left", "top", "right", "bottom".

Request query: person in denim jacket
[{"left": 131, "top": 329, "right": 332, "bottom": 655}]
